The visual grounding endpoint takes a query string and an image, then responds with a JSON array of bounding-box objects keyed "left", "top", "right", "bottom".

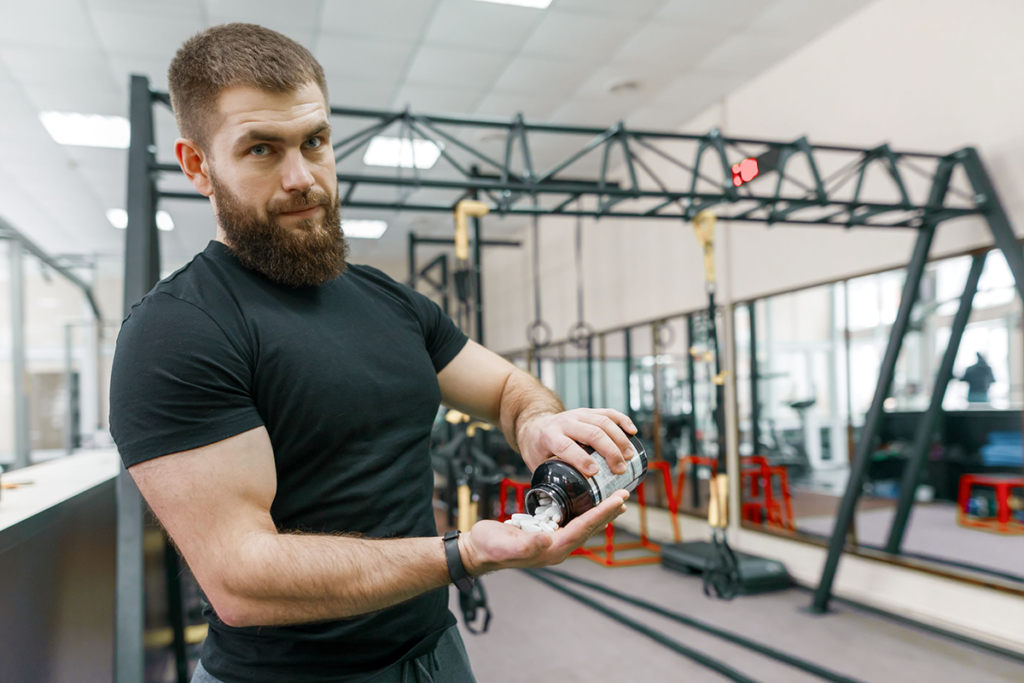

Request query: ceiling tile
[
  {"left": 390, "top": 83, "right": 484, "bottom": 115},
  {"left": 650, "top": 70, "right": 749, "bottom": 108},
  {"left": 546, "top": 97, "right": 635, "bottom": 127},
  {"left": 655, "top": 0, "right": 776, "bottom": 30},
  {"left": 519, "top": 10, "right": 643, "bottom": 60},
  {"left": 316, "top": 36, "right": 416, "bottom": 83},
  {"left": 206, "top": 0, "right": 322, "bottom": 26},
  {"left": 423, "top": 0, "right": 542, "bottom": 52},
  {"left": 491, "top": 56, "right": 591, "bottom": 95},
  {"left": 23, "top": 83, "right": 127, "bottom": 118},
  {"left": 0, "top": 46, "right": 119, "bottom": 90},
  {"left": 205, "top": 15, "right": 316, "bottom": 48},
  {"left": 0, "top": 0, "right": 100, "bottom": 50},
  {"left": 91, "top": 10, "right": 203, "bottom": 61},
  {"left": 473, "top": 92, "right": 561, "bottom": 121},
  {"left": 326, "top": 77, "right": 397, "bottom": 109},
  {"left": 573, "top": 64, "right": 673, "bottom": 103},
  {"left": 552, "top": 0, "right": 668, "bottom": 18},
  {"left": 610, "top": 23, "right": 729, "bottom": 73},
  {"left": 86, "top": 0, "right": 205, "bottom": 21},
  {"left": 404, "top": 46, "right": 509, "bottom": 88},
  {"left": 746, "top": 0, "right": 872, "bottom": 35},
  {"left": 696, "top": 32, "right": 801, "bottom": 75},
  {"left": 320, "top": 0, "right": 440, "bottom": 42}
]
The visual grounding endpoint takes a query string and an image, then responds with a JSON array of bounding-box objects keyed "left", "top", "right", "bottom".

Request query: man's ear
[{"left": 175, "top": 138, "right": 213, "bottom": 197}]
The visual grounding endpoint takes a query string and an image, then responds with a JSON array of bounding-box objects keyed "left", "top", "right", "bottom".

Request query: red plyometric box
[{"left": 956, "top": 474, "right": 1024, "bottom": 535}]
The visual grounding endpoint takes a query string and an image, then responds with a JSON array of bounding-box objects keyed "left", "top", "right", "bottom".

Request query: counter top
[{"left": 0, "top": 449, "right": 121, "bottom": 543}]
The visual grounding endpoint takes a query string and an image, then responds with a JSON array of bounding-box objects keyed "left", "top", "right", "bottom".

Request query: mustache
[{"left": 270, "top": 190, "right": 334, "bottom": 215}]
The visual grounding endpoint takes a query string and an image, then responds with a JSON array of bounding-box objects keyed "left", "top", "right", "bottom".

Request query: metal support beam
[
  {"left": 9, "top": 238, "right": 28, "bottom": 470},
  {"left": 748, "top": 302, "right": 761, "bottom": 456},
  {"left": 885, "top": 252, "right": 986, "bottom": 554},
  {"left": 686, "top": 314, "right": 700, "bottom": 506},
  {"left": 471, "top": 168, "right": 485, "bottom": 345},
  {"left": 958, "top": 147, "right": 1024, "bottom": 300},
  {"left": 117, "top": 74, "right": 159, "bottom": 683},
  {"left": 624, "top": 328, "right": 634, "bottom": 425},
  {"left": 811, "top": 224, "right": 938, "bottom": 613}
]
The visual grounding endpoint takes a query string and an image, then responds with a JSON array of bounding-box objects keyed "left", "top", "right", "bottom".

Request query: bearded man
[{"left": 109, "top": 23, "right": 635, "bottom": 683}]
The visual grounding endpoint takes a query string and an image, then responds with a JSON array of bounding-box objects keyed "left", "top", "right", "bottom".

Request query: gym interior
[{"left": 0, "top": 1, "right": 1022, "bottom": 682}]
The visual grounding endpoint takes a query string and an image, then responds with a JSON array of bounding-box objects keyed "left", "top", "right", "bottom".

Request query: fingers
[
  {"left": 560, "top": 420, "right": 628, "bottom": 475},
  {"left": 586, "top": 408, "right": 637, "bottom": 436},
  {"left": 556, "top": 490, "right": 630, "bottom": 550},
  {"left": 546, "top": 432, "right": 598, "bottom": 475},
  {"left": 576, "top": 412, "right": 635, "bottom": 465}
]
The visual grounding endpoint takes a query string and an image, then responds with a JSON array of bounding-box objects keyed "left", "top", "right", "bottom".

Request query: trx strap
[{"left": 691, "top": 209, "right": 740, "bottom": 600}]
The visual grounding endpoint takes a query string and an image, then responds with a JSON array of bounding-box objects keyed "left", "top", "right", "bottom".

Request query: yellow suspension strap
[
  {"left": 452, "top": 200, "right": 489, "bottom": 335},
  {"left": 692, "top": 210, "right": 740, "bottom": 599}
]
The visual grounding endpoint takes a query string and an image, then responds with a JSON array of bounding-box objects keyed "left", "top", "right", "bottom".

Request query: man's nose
[{"left": 280, "top": 150, "right": 315, "bottom": 194}]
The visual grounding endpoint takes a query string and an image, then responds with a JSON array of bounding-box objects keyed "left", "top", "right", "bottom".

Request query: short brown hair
[{"left": 168, "top": 23, "right": 329, "bottom": 149}]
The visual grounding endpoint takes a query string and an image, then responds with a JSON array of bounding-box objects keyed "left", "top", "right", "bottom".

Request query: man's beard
[{"left": 210, "top": 173, "right": 349, "bottom": 288}]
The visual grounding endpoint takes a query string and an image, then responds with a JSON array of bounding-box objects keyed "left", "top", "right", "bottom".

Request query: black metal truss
[{"left": 151, "top": 88, "right": 985, "bottom": 230}]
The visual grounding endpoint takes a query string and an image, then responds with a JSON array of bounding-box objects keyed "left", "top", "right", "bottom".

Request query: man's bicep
[
  {"left": 437, "top": 339, "right": 518, "bottom": 423},
  {"left": 129, "top": 426, "right": 278, "bottom": 617}
]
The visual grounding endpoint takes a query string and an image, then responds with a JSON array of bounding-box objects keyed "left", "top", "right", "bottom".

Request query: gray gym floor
[{"left": 452, "top": 558, "right": 1024, "bottom": 683}]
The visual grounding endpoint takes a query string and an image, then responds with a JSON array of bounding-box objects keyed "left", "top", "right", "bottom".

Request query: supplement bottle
[{"left": 525, "top": 434, "right": 648, "bottom": 525}]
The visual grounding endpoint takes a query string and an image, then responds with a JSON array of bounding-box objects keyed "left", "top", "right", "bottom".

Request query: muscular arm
[
  {"left": 132, "top": 423, "right": 627, "bottom": 629},
  {"left": 131, "top": 426, "right": 450, "bottom": 628}
]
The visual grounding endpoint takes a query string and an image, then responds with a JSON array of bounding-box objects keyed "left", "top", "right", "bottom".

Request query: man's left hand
[{"left": 517, "top": 408, "right": 638, "bottom": 476}]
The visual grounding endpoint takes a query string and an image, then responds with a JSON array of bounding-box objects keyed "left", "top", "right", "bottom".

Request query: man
[
  {"left": 109, "top": 24, "right": 636, "bottom": 683},
  {"left": 961, "top": 352, "right": 996, "bottom": 404}
]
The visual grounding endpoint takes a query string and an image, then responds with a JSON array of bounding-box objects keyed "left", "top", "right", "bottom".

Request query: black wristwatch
[{"left": 443, "top": 530, "right": 474, "bottom": 594}]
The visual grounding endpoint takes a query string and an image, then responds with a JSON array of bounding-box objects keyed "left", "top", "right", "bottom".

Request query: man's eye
[
  {"left": 250, "top": 144, "right": 270, "bottom": 156},
  {"left": 304, "top": 137, "right": 323, "bottom": 149}
]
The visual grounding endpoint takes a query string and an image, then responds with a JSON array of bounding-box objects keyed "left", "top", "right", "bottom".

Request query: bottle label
[{"left": 583, "top": 439, "right": 647, "bottom": 505}]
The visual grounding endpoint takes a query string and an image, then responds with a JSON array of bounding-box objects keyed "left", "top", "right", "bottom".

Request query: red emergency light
[{"left": 731, "top": 158, "right": 759, "bottom": 187}]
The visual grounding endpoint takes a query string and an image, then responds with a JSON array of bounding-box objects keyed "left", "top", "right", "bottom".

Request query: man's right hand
[{"left": 458, "top": 490, "right": 630, "bottom": 576}]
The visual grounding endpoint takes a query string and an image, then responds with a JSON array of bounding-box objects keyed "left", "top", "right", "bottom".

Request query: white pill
[
  {"left": 520, "top": 521, "right": 543, "bottom": 532},
  {"left": 511, "top": 514, "right": 533, "bottom": 523},
  {"left": 543, "top": 506, "right": 559, "bottom": 519},
  {"left": 539, "top": 520, "right": 557, "bottom": 532}
]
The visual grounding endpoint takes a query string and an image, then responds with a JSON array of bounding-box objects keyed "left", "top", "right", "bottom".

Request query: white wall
[{"left": 483, "top": 0, "right": 1024, "bottom": 355}]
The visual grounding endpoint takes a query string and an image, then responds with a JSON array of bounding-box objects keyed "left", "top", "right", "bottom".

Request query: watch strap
[{"left": 443, "top": 530, "right": 474, "bottom": 594}]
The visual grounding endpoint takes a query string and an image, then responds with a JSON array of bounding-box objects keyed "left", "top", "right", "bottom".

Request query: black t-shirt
[{"left": 109, "top": 240, "right": 468, "bottom": 683}]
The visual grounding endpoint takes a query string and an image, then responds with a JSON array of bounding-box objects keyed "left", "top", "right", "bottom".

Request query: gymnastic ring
[
  {"left": 527, "top": 320, "right": 553, "bottom": 348},
  {"left": 655, "top": 321, "right": 675, "bottom": 350},
  {"left": 568, "top": 321, "right": 596, "bottom": 350}
]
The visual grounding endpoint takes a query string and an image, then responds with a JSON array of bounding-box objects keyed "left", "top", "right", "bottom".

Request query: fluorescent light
[
  {"left": 156, "top": 210, "right": 174, "bottom": 232},
  {"left": 107, "top": 208, "right": 174, "bottom": 231},
  {"left": 40, "top": 111, "right": 130, "bottom": 148},
  {"left": 107, "top": 208, "right": 128, "bottom": 229},
  {"left": 474, "top": 0, "right": 552, "bottom": 7},
  {"left": 363, "top": 136, "right": 441, "bottom": 169},
  {"left": 342, "top": 220, "right": 388, "bottom": 239}
]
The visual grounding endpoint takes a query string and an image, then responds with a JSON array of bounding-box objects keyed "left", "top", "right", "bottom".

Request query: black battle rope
[
  {"left": 523, "top": 569, "right": 757, "bottom": 683},
  {"left": 529, "top": 568, "right": 866, "bottom": 683}
]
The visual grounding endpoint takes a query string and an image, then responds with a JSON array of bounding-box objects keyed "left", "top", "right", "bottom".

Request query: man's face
[{"left": 204, "top": 81, "right": 347, "bottom": 287}]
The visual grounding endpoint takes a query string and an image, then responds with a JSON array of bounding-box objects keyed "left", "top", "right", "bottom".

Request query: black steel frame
[{"left": 119, "top": 76, "right": 1024, "bottom": 676}]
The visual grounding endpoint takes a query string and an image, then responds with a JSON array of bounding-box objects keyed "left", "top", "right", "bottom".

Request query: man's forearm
[
  {"left": 498, "top": 369, "right": 564, "bottom": 453},
  {"left": 223, "top": 532, "right": 451, "bottom": 627}
]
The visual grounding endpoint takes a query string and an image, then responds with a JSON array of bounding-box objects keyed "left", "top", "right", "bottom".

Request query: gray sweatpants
[{"left": 190, "top": 626, "right": 477, "bottom": 683}]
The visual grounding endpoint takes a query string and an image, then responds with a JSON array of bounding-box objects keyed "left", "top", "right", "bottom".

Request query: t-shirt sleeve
[
  {"left": 108, "top": 292, "right": 265, "bottom": 468},
  {"left": 405, "top": 287, "right": 469, "bottom": 373}
]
